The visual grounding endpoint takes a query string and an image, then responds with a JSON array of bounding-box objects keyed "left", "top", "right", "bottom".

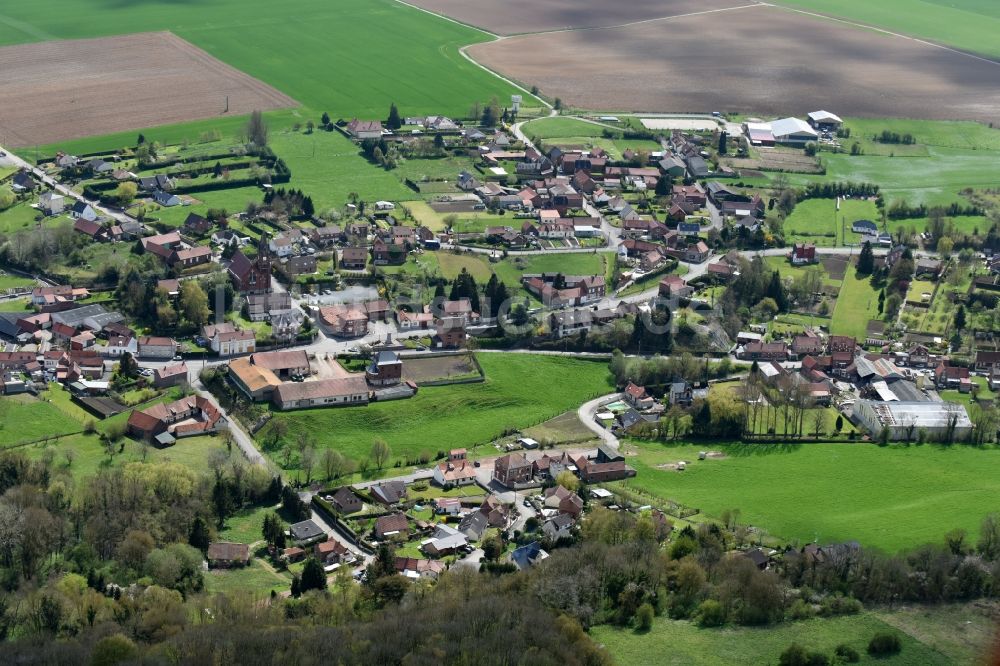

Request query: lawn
[
  {"left": 747, "top": 145, "right": 1000, "bottom": 208},
  {"left": 0, "top": 298, "right": 31, "bottom": 312},
  {"left": 775, "top": 0, "right": 1000, "bottom": 61},
  {"left": 782, "top": 198, "right": 878, "bottom": 247},
  {"left": 217, "top": 503, "right": 282, "bottom": 545},
  {"left": 523, "top": 117, "right": 662, "bottom": 159},
  {"left": 146, "top": 186, "right": 264, "bottom": 228},
  {"left": 830, "top": 268, "right": 880, "bottom": 340},
  {"left": 0, "top": 393, "right": 85, "bottom": 446},
  {"left": 626, "top": 440, "right": 1000, "bottom": 553},
  {"left": 0, "top": 200, "right": 46, "bottom": 235},
  {"left": 492, "top": 252, "right": 608, "bottom": 289},
  {"left": 267, "top": 129, "right": 412, "bottom": 209},
  {"left": 0, "top": 0, "right": 522, "bottom": 121},
  {"left": 436, "top": 252, "right": 493, "bottom": 282},
  {"left": 525, "top": 117, "right": 609, "bottom": 140},
  {"left": 592, "top": 612, "right": 954, "bottom": 666},
  {"left": 0, "top": 273, "right": 34, "bottom": 290},
  {"left": 269, "top": 354, "right": 613, "bottom": 467},
  {"left": 522, "top": 410, "right": 600, "bottom": 446},
  {"left": 202, "top": 559, "right": 289, "bottom": 596}
]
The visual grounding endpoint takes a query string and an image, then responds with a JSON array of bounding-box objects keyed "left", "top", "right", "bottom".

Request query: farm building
[
  {"left": 807, "top": 110, "right": 843, "bottom": 131},
  {"left": 769, "top": 118, "right": 818, "bottom": 145},
  {"left": 744, "top": 122, "right": 775, "bottom": 146},
  {"left": 851, "top": 400, "right": 973, "bottom": 442},
  {"left": 273, "top": 376, "right": 369, "bottom": 410}
]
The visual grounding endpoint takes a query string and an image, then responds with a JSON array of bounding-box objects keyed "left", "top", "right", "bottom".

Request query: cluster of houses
[
  {"left": 734, "top": 330, "right": 978, "bottom": 441},
  {"left": 491, "top": 445, "right": 636, "bottom": 489},
  {"left": 226, "top": 347, "right": 415, "bottom": 411},
  {"left": 0, "top": 285, "right": 189, "bottom": 395},
  {"left": 126, "top": 393, "right": 225, "bottom": 446}
]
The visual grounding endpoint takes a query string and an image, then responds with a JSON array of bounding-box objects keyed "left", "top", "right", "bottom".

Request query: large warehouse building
[{"left": 851, "top": 400, "right": 973, "bottom": 441}]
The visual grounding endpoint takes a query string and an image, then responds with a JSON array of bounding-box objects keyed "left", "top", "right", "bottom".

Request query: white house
[
  {"left": 104, "top": 335, "right": 137, "bottom": 357},
  {"left": 269, "top": 235, "right": 295, "bottom": 258},
  {"left": 203, "top": 323, "right": 255, "bottom": 357},
  {"left": 38, "top": 192, "right": 65, "bottom": 216},
  {"left": 70, "top": 201, "right": 98, "bottom": 222}
]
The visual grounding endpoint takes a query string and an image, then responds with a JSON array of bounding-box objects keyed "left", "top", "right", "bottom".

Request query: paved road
[
  {"left": 577, "top": 393, "right": 622, "bottom": 448},
  {"left": 307, "top": 505, "right": 373, "bottom": 568},
  {"left": 0, "top": 143, "right": 134, "bottom": 225},
  {"left": 351, "top": 468, "right": 434, "bottom": 490},
  {"left": 192, "top": 380, "right": 267, "bottom": 467}
]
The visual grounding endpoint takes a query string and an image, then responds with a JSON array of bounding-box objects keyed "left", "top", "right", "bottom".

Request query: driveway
[{"left": 577, "top": 393, "right": 622, "bottom": 448}]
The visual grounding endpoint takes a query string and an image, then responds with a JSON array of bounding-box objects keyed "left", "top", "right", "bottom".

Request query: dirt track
[
  {"left": 0, "top": 32, "right": 296, "bottom": 147},
  {"left": 405, "top": 0, "right": 749, "bottom": 35},
  {"left": 468, "top": 5, "right": 1000, "bottom": 123}
]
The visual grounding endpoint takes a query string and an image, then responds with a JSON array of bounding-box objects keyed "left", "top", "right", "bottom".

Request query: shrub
[
  {"left": 867, "top": 632, "right": 901, "bottom": 657},
  {"left": 819, "top": 594, "right": 862, "bottom": 616},
  {"left": 787, "top": 598, "right": 816, "bottom": 620},
  {"left": 778, "top": 643, "right": 830, "bottom": 666},
  {"left": 635, "top": 602, "right": 655, "bottom": 631},
  {"left": 834, "top": 644, "right": 860, "bottom": 662},
  {"left": 694, "top": 599, "right": 726, "bottom": 627}
]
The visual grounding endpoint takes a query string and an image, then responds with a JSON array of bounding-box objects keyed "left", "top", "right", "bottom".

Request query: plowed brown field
[
  {"left": 0, "top": 32, "right": 296, "bottom": 147},
  {"left": 404, "top": 0, "right": 751, "bottom": 35},
  {"left": 468, "top": 5, "right": 1000, "bottom": 122}
]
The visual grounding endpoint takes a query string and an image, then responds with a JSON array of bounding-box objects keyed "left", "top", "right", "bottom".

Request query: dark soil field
[
  {"left": 0, "top": 32, "right": 296, "bottom": 147},
  {"left": 405, "top": 0, "right": 749, "bottom": 35},
  {"left": 403, "top": 353, "right": 482, "bottom": 384},
  {"left": 821, "top": 255, "right": 849, "bottom": 281},
  {"left": 469, "top": 5, "right": 1000, "bottom": 122}
]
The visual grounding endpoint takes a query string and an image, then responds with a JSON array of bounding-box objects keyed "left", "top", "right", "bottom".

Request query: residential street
[{"left": 0, "top": 143, "right": 135, "bottom": 226}]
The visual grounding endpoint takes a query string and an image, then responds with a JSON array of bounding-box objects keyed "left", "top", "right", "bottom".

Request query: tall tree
[
  {"left": 179, "top": 281, "right": 210, "bottom": 327},
  {"left": 857, "top": 241, "right": 875, "bottom": 275},
  {"left": 386, "top": 103, "right": 402, "bottom": 131},
  {"left": 300, "top": 558, "right": 328, "bottom": 592},
  {"left": 766, "top": 271, "right": 788, "bottom": 312},
  {"left": 955, "top": 305, "right": 967, "bottom": 331},
  {"left": 245, "top": 110, "right": 268, "bottom": 147},
  {"left": 188, "top": 516, "right": 210, "bottom": 551},
  {"left": 718, "top": 131, "right": 727, "bottom": 154}
]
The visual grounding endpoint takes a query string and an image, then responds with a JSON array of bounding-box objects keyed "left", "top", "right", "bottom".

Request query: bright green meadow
[{"left": 626, "top": 441, "right": 1000, "bottom": 553}]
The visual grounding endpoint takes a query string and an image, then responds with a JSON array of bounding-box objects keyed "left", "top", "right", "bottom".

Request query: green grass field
[
  {"left": 0, "top": 393, "right": 85, "bottom": 446},
  {"left": 525, "top": 117, "right": 609, "bottom": 140},
  {"left": 0, "top": 200, "right": 45, "bottom": 235},
  {"left": 592, "top": 612, "right": 958, "bottom": 666},
  {"left": 202, "top": 559, "right": 289, "bottom": 596},
  {"left": 783, "top": 198, "right": 878, "bottom": 246},
  {"left": 492, "top": 252, "right": 608, "bottom": 287},
  {"left": 0, "top": 273, "right": 34, "bottom": 290},
  {"left": 267, "top": 129, "right": 412, "bottom": 208},
  {"left": 270, "top": 354, "right": 613, "bottom": 466},
  {"left": 775, "top": 0, "right": 1000, "bottom": 60},
  {"left": 742, "top": 118, "right": 1000, "bottom": 208},
  {"left": 830, "top": 269, "right": 880, "bottom": 340},
  {"left": 0, "top": 0, "right": 521, "bottom": 121},
  {"left": 523, "top": 117, "right": 661, "bottom": 159},
  {"left": 626, "top": 441, "right": 1000, "bottom": 553}
]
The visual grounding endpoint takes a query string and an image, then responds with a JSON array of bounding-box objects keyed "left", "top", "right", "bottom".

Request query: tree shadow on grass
[{"left": 721, "top": 441, "right": 803, "bottom": 457}]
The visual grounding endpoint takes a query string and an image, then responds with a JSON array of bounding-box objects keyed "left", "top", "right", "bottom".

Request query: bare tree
[
  {"left": 245, "top": 110, "right": 269, "bottom": 147},
  {"left": 811, "top": 408, "right": 826, "bottom": 439},
  {"left": 322, "top": 449, "right": 345, "bottom": 481},
  {"left": 371, "top": 438, "right": 391, "bottom": 469},
  {"left": 301, "top": 447, "right": 316, "bottom": 484}
]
